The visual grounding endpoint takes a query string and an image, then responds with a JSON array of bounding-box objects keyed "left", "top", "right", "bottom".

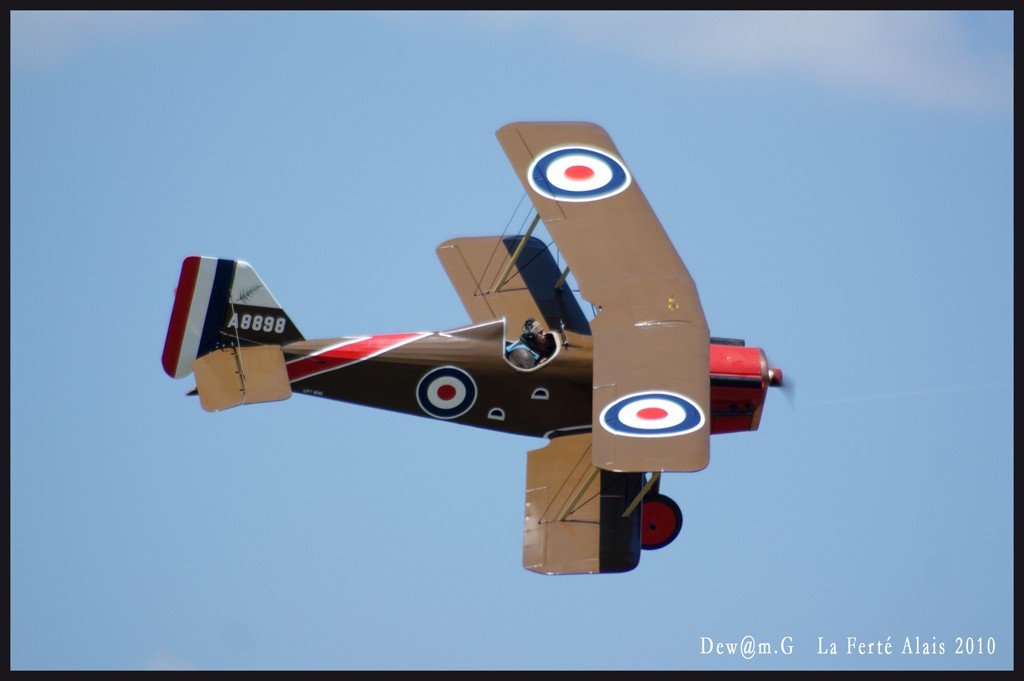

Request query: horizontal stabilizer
[{"left": 193, "top": 345, "right": 292, "bottom": 412}]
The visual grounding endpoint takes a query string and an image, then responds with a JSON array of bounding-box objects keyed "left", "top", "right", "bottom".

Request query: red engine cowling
[{"left": 709, "top": 339, "right": 774, "bottom": 434}]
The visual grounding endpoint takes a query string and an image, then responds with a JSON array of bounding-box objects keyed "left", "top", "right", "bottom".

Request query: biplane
[{"left": 161, "top": 122, "right": 784, "bottom": 574}]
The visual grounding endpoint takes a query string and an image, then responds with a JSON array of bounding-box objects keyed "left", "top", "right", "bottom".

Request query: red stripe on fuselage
[
  {"left": 286, "top": 332, "right": 430, "bottom": 382},
  {"left": 161, "top": 256, "right": 203, "bottom": 377}
]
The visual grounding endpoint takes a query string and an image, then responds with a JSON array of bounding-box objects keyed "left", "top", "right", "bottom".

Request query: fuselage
[{"left": 281, "top": 320, "right": 771, "bottom": 439}]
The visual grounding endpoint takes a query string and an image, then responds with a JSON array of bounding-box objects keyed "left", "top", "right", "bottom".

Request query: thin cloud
[
  {"left": 10, "top": 10, "right": 196, "bottom": 68},
  {"left": 145, "top": 649, "right": 195, "bottom": 671},
  {"left": 13, "top": 10, "right": 1012, "bottom": 115},
  {"left": 476, "top": 10, "right": 1013, "bottom": 115}
]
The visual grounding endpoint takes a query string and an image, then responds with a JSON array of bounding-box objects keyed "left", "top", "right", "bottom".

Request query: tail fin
[{"left": 161, "top": 256, "right": 303, "bottom": 411}]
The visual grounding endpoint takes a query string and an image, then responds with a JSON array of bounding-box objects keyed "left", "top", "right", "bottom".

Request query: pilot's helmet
[{"left": 524, "top": 318, "right": 544, "bottom": 337}]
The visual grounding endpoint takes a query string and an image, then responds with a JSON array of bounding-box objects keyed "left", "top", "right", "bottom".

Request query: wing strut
[
  {"left": 555, "top": 467, "right": 664, "bottom": 522},
  {"left": 622, "top": 472, "right": 661, "bottom": 518},
  {"left": 554, "top": 265, "right": 571, "bottom": 292},
  {"left": 494, "top": 213, "right": 541, "bottom": 292},
  {"left": 557, "top": 466, "right": 600, "bottom": 521}
]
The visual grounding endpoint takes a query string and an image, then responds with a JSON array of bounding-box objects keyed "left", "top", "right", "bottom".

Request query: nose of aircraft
[{"left": 767, "top": 364, "right": 795, "bottom": 408}]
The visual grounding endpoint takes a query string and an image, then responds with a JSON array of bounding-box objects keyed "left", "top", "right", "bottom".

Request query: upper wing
[
  {"left": 437, "top": 235, "right": 590, "bottom": 340},
  {"left": 497, "top": 122, "right": 710, "bottom": 473}
]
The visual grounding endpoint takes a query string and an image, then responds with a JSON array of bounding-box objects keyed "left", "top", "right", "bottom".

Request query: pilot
[{"left": 506, "top": 318, "right": 556, "bottom": 369}]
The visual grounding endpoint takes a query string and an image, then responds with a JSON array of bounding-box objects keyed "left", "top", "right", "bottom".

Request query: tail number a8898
[{"left": 227, "top": 312, "right": 286, "bottom": 334}]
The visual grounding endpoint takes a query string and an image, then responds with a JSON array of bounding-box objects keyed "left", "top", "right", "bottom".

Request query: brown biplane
[{"left": 162, "top": 122, "right": 784, "bottom": 574}]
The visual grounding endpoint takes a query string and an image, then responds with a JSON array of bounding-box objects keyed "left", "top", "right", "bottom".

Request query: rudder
[
  {"left": 162, "top": 257, "right": 303, "bottom": 412},
  {"left": 162, "top": 256, "right": 303, "bottom": 379}
]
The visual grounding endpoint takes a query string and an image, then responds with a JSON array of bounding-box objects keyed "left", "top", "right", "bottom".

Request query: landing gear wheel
[{"left": 641, "top": 493, "right": 683, "bottom": 550}]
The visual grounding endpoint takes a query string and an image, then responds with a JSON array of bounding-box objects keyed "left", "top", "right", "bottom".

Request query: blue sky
[{"left": 10, "top": 11, "right": 1013, "bottom": 670}]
